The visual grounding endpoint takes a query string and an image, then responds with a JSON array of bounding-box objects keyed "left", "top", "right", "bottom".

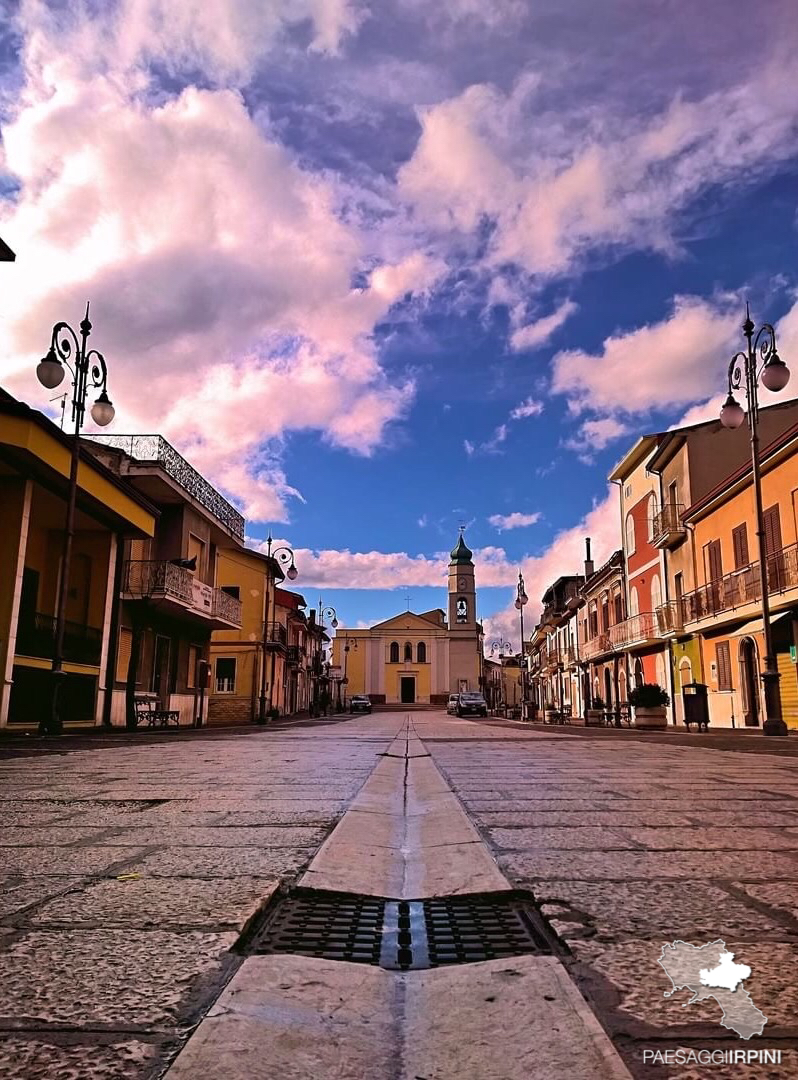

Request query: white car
[{"left": 446, "top": 694, "right": 459, "bottom": 714}]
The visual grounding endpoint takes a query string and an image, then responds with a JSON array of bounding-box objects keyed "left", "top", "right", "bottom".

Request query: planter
[
  {"left": 634, "top": 705, "right": 668, "bottom": 730},
  {"left": 544, "top": 708, "right": 557, "bottom": 725},
  {"left": 585, "top": 709, "right": 604, "bottom": 726}
]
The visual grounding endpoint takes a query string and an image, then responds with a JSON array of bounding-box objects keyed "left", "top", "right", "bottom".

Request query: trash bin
[{"left": 682, "top": 682, "right": 709, "bottom": 729}]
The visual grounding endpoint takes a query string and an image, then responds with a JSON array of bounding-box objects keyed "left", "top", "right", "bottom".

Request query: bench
[{"left": 134, "top": 697, "right": 180, "bottom": 729}]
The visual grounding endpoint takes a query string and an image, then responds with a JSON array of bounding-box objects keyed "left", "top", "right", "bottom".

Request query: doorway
[
  {"left": 739, "top": 637, "right": 760, "bottom": 727},
  {"left": 400, "top": 676, "right": 415, "bottom": 704},
  {"left": 152, "top": 635, "right": 171, "bottom": 706}
]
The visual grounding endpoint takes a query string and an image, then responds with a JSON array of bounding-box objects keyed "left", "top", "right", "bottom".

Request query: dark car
[
  {"left": 349, "top": 695, "right": 372, "bottom": 714},
  {"left": 456, "top": 692, "right": 488, "bottom": 717}
]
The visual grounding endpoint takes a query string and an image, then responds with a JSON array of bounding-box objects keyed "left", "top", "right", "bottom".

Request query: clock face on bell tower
[{"left": 448, "top": 531, "right": 476, "bottom": 631}]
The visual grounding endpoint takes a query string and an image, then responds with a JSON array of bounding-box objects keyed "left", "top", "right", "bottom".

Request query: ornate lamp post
[
  {"left": 488, "top": 638, "right": 512, "bottom": 712},
  {"left": 342, "top": 636, "right": 357, "bottom": 712},
  {"left": 515, "top": 571, "right": 529, "bottom": 719},
  {"left": 36, "top": 304, "right": 114, "bottom": 735},
  {"left": 720, "top": 305, "right": 791, "bottom": 737},
  {"left": 314, "top": 603, "right": 338, "bottom": 713},
  {"left": 318, "top": 603, "right": 339, "bottom": 630},
  {"left": 259, "top": 534, "right": 298, "bottom": 721}
]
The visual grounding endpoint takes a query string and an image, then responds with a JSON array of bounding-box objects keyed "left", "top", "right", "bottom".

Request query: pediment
[{"left": 370, "top": 612, "right": 444, "bottom": 633}]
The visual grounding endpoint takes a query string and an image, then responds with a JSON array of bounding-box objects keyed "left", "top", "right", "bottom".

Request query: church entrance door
[{"left": 400, "top": 677, "right": 416, "bottom": 704}]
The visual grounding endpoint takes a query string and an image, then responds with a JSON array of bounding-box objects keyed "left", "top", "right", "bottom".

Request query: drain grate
[{"left": 247, "top": 889, "right": 551, "bottom": 970}]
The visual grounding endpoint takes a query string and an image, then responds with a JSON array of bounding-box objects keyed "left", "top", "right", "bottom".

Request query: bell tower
[
  {"left": 448, "top": 529, "right": 476, "bottom": 630},
  {"left": 447, "top": 530, "right": 480, "bottom": 693}
]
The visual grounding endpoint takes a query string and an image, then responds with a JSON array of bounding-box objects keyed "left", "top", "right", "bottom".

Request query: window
[
  {"left": 221, "top": 585, "right": 240, "bottom": 600},
  {"left": 731, "top": 524, "right": 749, "bottom": 570},
  {"left": 625, "top": 513, "right": 635, "bottom": 555},
  {"left": 613, "top": 590, "right": 623, "bottom": 624},
  {"left": 404, "top": 641, "right": 413, "bottom": 662},
  {"left": 600, "top": 593, "right": 609, "bottom": 632},
  {"left": 417, "top": 641, "right": 427, "bottom": 663},
  {"left": 629, "top": 586, "right": 639, "bottom": 617},
  {"left": 187, "top": 644, "right": 199, "bottom": 689},
  {"left": 588, "top": 603, "right": 598, "bottom": 638},
  {"left": 456, "top": 597, "right": 468, "bottom": 623},
  {"left": 188, "top": 534, "right": 206, "bottom": 575},
  {"left": 116, "top": 627, "right": 133, "bottom": 683},
  {"left": 650, "top": 573, "right": 662, "bottom": 612},
  {"left": 715, "top": 642, "right": 732, "bottom": 691},
  {"left": 389, "top": 641, "right": 399, "bottom": 663},
  {"left": 647, "top": 493, "right": 658, "bottom": 541},
  {"left": 215, "top": 657, "right": 236, "bottom": 693}
]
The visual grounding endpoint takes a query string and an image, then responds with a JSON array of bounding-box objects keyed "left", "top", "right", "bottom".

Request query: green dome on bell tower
[{"left": 449, "top": 531, "right": 473, "bottom": 565}]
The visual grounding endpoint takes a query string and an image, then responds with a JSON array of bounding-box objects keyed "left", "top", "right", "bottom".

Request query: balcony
[
  {"left": 88, "top": 434, "right": 245, "bottom": 539},
  {"left": 264, "top": 622, "right": 287, "bottom": 648},
  {"left": 286, "top": 645, "right": 301, "bottom": 665},
  {"left": 650, "top": 502, "right": 686, "bottom": 549},
  {"left": 122, "top": 561, "right": 241, "bottom": 628},
  {"left": 581, "top": 632, "right": 612, "bottom": 661},
  {"left": 607, "top": 611, "right": 659, "bottom": 649},
  {"left": 681, "top": 542, "right": 798, "bottom": 624},
  {"left": 15, "top": 613, "right": 102, "bottom": 666},
  {"left": 655, "top": 601, "right": 684, "bottom": 637}
]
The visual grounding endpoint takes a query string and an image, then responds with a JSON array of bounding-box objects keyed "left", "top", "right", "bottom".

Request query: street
[{"left": 2, "top": 711, "right": 798, "bottom": 1078}]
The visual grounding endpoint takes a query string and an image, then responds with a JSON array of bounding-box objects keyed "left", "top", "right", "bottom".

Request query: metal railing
[
  {"left": 655, "top": 600, "right": 684, "bottom": 635},
  {"left": 607, "top": 611, "right": 658, "bottom": 648},
  {"left": 286, "top": 645, "right": 300, "bottom": 664},
  {"left": 212, "top": 588, "right": 242, "bottom": 626},
  {"left": 581, "top": 632, "right": 612, "bottom": 660},
  {"left": 265, "top": 622, "right": 287, "bottom": 647},
  {"left": 650, "top": 502, "right": 685, "bottom": 545},
  {"left": 681, "top": 542, "right": 798, "bottom": 623},
  {"left": 15, "top": 612, "right": 102, "bottom": 666},
  {"left": 123, "top": 560, "right": 194, "bottom": 603},
  {"left": 88, "top": 434, "right": 245, "bottom": 539}
]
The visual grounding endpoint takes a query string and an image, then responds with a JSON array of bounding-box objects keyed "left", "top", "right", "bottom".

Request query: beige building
[{"left": 330, "top": 533, "right": 483, "bottom": 705}]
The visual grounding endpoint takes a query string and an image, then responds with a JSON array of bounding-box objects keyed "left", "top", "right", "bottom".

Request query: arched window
[
  {"left": 389, "top": 641, "right": 399, "bottom": 663},
  {"left": 417, "top": 641, "right": 427, "bottom": 663},
  {"left": 625, "top": 512, "right": 636, "bottom": 555},
  {"left": 650, "top": 573, "right": 662, "bottom": 612},
  {"left": 634, "top": 657, "right": 644, "bottom": 687},
  {"left": 404, "top": 641, "right": 413, "bottom": 662},
  {"left": 647, "top": 493, "right": 658, "bottom": 541},
  {"left": 629, "top": 585, "right": 640, "bottom": 617}
]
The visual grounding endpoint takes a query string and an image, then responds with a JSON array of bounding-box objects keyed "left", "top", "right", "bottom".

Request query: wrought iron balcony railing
[
  {"left": 122, "top": 561, "right": 241, "bottom": 626},
  {"left": 581, "top": 632, "right": 612, "bottom": 660},
  {"left": 655, "top": 600, "right": 684, "bottom": 636},
  {"left": 15, "top": 612, "right": 102, "bottom": 666},
  {"left": 681, "top": 542, "right": 798, "bottom": 623},
  {"left": 650, "top": 502, "right": 686, "bottom": 548},
  {"left": 286, "top": 645, "right": 301, "bottom": 665},
  {"left": 607, "top": 611, "right": 658, "bottom": 648},
  {"left": 265, "top": 622, "right": 287, "bottom": 647},
  {"left": 88, "top": 434, "right": 245, "bottom": 539},
  {"left": 212, "top": 587, "right": 242, "bottom": 626}
]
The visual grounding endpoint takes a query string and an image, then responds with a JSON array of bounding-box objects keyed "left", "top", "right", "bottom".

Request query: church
[{"left": 330, "top": 533, "right": 484, "bottom": 705}]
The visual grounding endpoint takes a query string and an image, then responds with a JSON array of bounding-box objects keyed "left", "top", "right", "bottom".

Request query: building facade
[{"left": 330, "top": 534, "right": 483, "bottom": 705}]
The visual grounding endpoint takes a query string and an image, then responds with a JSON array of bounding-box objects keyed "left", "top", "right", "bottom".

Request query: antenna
[{"left": 405, "top": 591, "right": 411, "bottom": 612}]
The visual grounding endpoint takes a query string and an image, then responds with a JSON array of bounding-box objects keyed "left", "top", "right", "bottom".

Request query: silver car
[{"left": 446, "top": 694, "right": 459, "bottom": 714}]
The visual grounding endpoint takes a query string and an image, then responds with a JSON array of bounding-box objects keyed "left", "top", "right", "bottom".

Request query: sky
[{"left": 1, "top": 0, "right": 798, "bottom": 645}]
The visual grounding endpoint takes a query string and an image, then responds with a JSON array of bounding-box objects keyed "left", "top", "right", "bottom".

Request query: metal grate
[
  {"left": 247, "top": 889, "right": 551, "bottom": 970},
  {"left": 250, "top": 890, "right": 386, "bottom": 965}
]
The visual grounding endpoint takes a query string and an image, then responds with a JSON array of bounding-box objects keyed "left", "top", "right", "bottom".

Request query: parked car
[
  {"left": 456, "top": 692, "right": 488, "bottom": 717},
  {"left": 349, "top": 695, "right": 372, "bottom": 714},
  {"left": 446, "top": 694, "right": 459, "bottom": 714}
]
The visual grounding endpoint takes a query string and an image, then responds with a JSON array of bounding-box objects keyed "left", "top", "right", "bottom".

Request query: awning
[{"left": 703, "top": 611, "right": 793, "bottom": 640}]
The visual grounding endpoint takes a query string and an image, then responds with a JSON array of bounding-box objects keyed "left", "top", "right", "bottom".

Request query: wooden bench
[{"left": 134, "top": 697, "right": 180, "bottom": 729}]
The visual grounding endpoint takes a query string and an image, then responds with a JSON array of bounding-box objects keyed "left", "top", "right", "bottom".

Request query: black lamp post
[
  {"left": 36, "top": 304, "right": 114, "bottom": 735},
  {"left": 259, "top": 534, "right": 298, "bottom": 721},
  {"left": 342, "top": 636, "right": 357, "bottom": 712},
  {"left": 719, "top": 305, "right": 791, "bottom": 737},
  {"left": 515, "top": 571, "right": 529, "bottom": 718},
  {"left": 489, "top": 639, "right": 512, "bottom": 711}
]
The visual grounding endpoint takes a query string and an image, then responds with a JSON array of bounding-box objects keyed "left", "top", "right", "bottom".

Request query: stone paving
[
  {"left": 416, "top": 715, "right": 798, "bottom": 1078},
  {"left": 2, "top": 714, "right": 798, "bottom": 1078},
  {"left": 0, "top": 726, "right": 393, "bottom": 1079}
]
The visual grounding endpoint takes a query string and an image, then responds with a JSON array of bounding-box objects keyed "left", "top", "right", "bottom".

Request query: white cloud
[
  {"left": 0, "top": 7, "right": 443, "bottom": 521},
  {"left": 562, "top": 416, "right": 632, "bottom": 464},
  {"left": 248, "top": 542, "right": 519, "bottom": 589},
  {"left": 509, "top": 396, "right": 544, "bottom": 420},
  {"left": 551, "top": 294, "right": 737, "bottom": 417},
  {"left": 488, "top": 511, "right": 542, "bottom": 531},
  {"left": 510, "top": 299, "right": 577, "bottom": 351}
]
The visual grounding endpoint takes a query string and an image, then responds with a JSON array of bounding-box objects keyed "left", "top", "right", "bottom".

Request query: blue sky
[{"left": 1, "top": 0, "right": 798, "bottom": 642}]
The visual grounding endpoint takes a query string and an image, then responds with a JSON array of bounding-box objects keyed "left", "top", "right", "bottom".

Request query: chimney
[{"left": 584, "top": 537, "right": 594, "bottom": 578}]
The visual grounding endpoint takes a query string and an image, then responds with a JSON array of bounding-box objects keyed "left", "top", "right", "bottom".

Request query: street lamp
[
  {"left": 36, "top": 304, "right": 114, "bottom": 735},
  {"left": 318, "top": 602, "right": 339, "bottom": 629},
  {"left": 342, "top": 637, "right": 357, "bottom": 712},
  {"left": 259, "top": 534, "right": 299, "bottom": 721},
  {"left": 489, "top": 639, "right": 513, "bottom": 657},
  {"left": 515, "top": 571, "right": 529, "bottom": 719},
  {"left": 719, "top": 304, "right": 791, "bottom": 737}
]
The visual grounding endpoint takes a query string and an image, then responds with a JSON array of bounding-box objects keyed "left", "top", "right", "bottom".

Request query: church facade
[{"left": 330, "top": 534, "right": 483, "bottom": 705}]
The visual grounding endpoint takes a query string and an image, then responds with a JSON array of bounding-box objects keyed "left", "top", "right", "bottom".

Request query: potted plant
[
  {"left": 629, "top": 683, "right": 670, "bottom": 730},
  {"left": 586, "top": 695, "right": 605, "bottom": 726}
]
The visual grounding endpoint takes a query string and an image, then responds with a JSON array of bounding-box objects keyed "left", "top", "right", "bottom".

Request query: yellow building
[
  {"left": 208, "top": 546, "right": 285, "bottom": 724},
  {"left": 330, "top": 534, "right": 483, "bottom": 705},
  {"left": 0, "top": 391, "right": 156, "bottom": 730}
]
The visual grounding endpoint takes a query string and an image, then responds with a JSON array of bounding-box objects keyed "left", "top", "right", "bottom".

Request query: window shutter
[
  {"left": 763, "top": 505, "right": 782, "bottom": 557},
  {"left": 706, "top": 539, "right": 723, "bottom": 582},
  {"left": 715, "top": 641, "right": 732, "bottom": 691},
  {"left": 732, "top": 524, "right": 749, "bottom": 570},
  {"left": 116, "top": 627, "right": 133, "bottom": 683}
]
